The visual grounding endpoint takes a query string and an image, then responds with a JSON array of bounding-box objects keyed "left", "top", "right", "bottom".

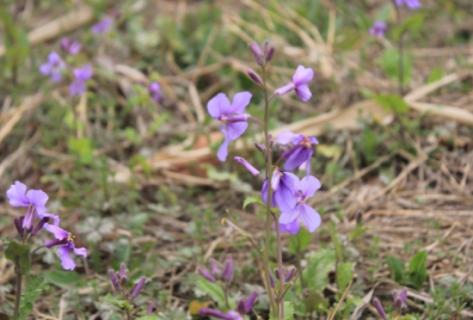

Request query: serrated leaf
[
  {"left": 44, "top": 270, "right": 81, "bottom": 288},
  {"left": 5, "top": 240, "right": 31, "bottom": 274},
  {"left": 302, "top": 249, "right": 336, "bottom": 292},
  {"left": 19, "top": 275, "right": 47, "bottom": 320},
  {"left": 336, "top": 262, "right": 354, "bottom": 291},
  {"left": 243, "top": 195, "right": 263, "bottom": 209},
  {"left": 386, "top": 256, "right": 405, "bottom": 283},
  {"left": 194, "top": 277, "right": 226, "bottom": 308}
]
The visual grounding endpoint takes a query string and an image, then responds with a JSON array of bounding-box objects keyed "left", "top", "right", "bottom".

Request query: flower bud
[
  {"left": 393, "top": 288, "right": 408, "bottom": 310},
  {"left": 237, "top": 292, "right": 258, "bottom": 314},
  {"left": 118, "top": 263, "right": 128, "bottom": 282},
  {"left": 198, "top": 266, "right": 216, "bottom": 282},
  {"left": 14, "top": 217, "right": 24, "bottom": 237},
  {"left": 371, "top": 297, "right": 387, "bottom": 320},
  {"left": 249, "top": 42, "right": 264, "bottom": 65},
  {"left": 129, "top": 277, "right": 146, "bottom": 301},
  {"left": 263, "top": 41, "right": 275, "bottom": 63},
  {"left": 108, "top": 269, "right": 121, "bottom": 291},
  {"left": 222, "top": 255, "right": 234, "bottom": 283},
  {"left": 234, "top": 157, "right": 260, "bottom": 176},
  {"left": 247, "top": 68, "right": 263, "bottom": 86},
  {"left": 209, "top": 258, "right": 221, "bottom": 276}
]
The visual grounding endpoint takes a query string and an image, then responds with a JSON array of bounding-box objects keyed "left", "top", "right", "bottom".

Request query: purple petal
[
  {"left": 69, "top": 80, "right": 86, "bottom": 96},
  {"left": 295, "top": 84, "right": 312, "bottom": 102},
  {"left": 6, "top": 181, "right": 29, "bottom": 207},
  {"left": 231, "top": 91, "right": 252, "bottom": 114},
  {"left": 50, "top": 71, "right": 63, "bottom": 83},
  {"left": 73, "top": 247, "right": 88, "bottom": 257},
  {"left": 44, "top": 223, "right": 69, "bottom": 240},
  {"left": 271, "top": 169, "right": 282, "bottom": 191},
  {"left": 22, "top": 210, "right": 34, "bottom": 230},
  {"left": 274, "top": 187, "right": 297, "bottom": 212},
  {"left": 199, "top": 308, "right": 230, "bottom": 319},
  {"left": 37, "top": 211, "right": 60, "bottom": 225},
  {"left": 198, "top": 266, "right": 216, "bottom": 282},
  {"left": 207, "top": 93, "right": 231, "bottom": 118},
  {"left": 298, "top": 204, "right": 321, "bottom": 232},
  {"left": 217, "top": 137, "right": 230, "bottom": 162},
  {"left": 284, "top": 146, "right": 312, "bottom": 171},
  {"left": 39, "top": 63, "right": 52, "bottom": 76},
  {"left": 130, "top": 277, "right": 146, "bottom": 300},
  {"left": 224, "top": 121, "right": 248, "bottom": 141},
  {"left": 279, "top": 220, "right": 300, "bottom": 234},
  {"left": 275, "top": 131, "right": 299, "bottom": 145},
  {"left": 57, "top": 246, "right": 76, "bottom": 270},
  {"left": 292, "top": 65, "right": 314, "bottom": 85},
  {"left": 298, "top": 175, "right": 321, "bottom": 198},
  {"left": 26, "top": 189, "right": 48, "bottom": 208},
  {"left": 274, "top": 82, "right": 294, "bottom": 96},
  {"left": 222, "top": 255, "right": 234, "bottom": 283},
  {"left": 279, "top": 210, "right": 298, "bottom": 224}
]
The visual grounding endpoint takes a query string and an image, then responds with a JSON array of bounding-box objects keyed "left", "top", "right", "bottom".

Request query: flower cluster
[
  {"left": 198, "top": 255, "right": 234, "bottom": 283},
  {"left": 108, "top": 263, "right": 147, "bottom": 302},
  {"left": 6, "top": 181, "right": 87, "bottom": 270},
  {"left": 199, "top": 292, "right": 258, "bottom": 320}
]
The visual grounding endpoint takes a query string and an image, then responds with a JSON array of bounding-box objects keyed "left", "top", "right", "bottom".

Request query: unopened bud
[
  {"left": 249, "top": 42, "right": 264, "bottom": 65},
  {"left": 108, "top": 269, "right": 120, "bottom": 291},
  {"left": 237, "top": 292, "right": 258, "bottom": 315},
  {"left": 198, "top": 266, "right": 216, "bottom": 282},
  {"left": 222, "top": 255, "right": 234, "bottom": 283},
  {"left": 263, "top": 41, "right": 275, "bottom": 63},
  {"left": 129, "top": 277, "right": 146, "bottom": 301},
  {"left": 247, "top": 68, "right": 263, "bottom": 86},
  {"left": 371, "top": 297, "right": 387, "bottom": 320}
]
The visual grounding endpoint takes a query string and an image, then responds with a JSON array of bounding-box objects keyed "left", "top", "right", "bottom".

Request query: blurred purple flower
[
  {"left": 371, "top": 297, "right": 387, "bottom": 320},
  {"left": 261, "top": 169, "right": 298, "bottom": 212},
  {"left": 91, "top": 16, "right": 113, "bottom": 34},
  {"left": 249, "top": 41, "right": 274, "bottom": 66},
  {"left": 129, "top": 277, "right": 146, "bottom": 301},
  {"left": 148, "top": 82, "right": 162, "bottom": 103},
  {"left": 198, "top": 255, "right": 235, "bottom": 284},
  {"left": 279, "top": 220, "right": 300, "bottom": 235},
  {"left": 369, "top": 21, "right": 387, "bottom": 37},
  {"left": 60, "top": 37, "right": 81, "bottom": 55},
  {"left": 39, "top": 51, "right": 66, "bottom": 82},
  {"left": 237, "top": 292, "right": 258, "bottom": 315},
  {"left": 276, "top": 131, "right": 318, "bottom": 174},
  {"left": 393, "top": 288, "right": 408, "bottom": 309},
  {"left": 222, "top": 255, "right": 234, "bottom": 283},
  {"left": 6, "top": 181, "right": 59, "bottom": 231},
  {"left": 278, "top": 175, "right": 322, "bottom": 233},
  {"left": 44, "top": 223, "right": 87, "bottom": 271},
  {"left": 69, "top": 64, "right": 93, "bottom": 96},
  {"left": 275, "top": 65, "right": 314, "bottom": 102},
  {"left": 234, "top": 156, "right": 260, "bottom": 176},
  {"left": 207, "top": 92, "right": 252, "bottom": 161},
  {"left": 200, "top": 292, "right": 257, "bottom": 320},
  {"left": 395, "top": 0, "right": 421, "bottom": 10}
]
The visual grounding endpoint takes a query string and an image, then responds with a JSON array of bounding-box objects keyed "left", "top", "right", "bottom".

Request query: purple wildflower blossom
[
  {"left": 275, "top": 65, "right": 314, "bottom": 102},
  {"left": 207, "top": 92, "right": 252, "bottom": 161},
  {"left": 234, "top": 156, "right": 260, "bottom": 176},
  {"left": 222, "top": 255, "right": 234, "bottom": 283},
  {"left": 278, "top": 175, "right": 322, "bottom": 233},
  {"left": 395, "top": 0, "right": 421, "bottom": 10},
  {"left": 44, "top": 223, "right": 87, "bottom": 271},
  {"left": 200, "top": 292, "right": 257, "bottom": 320},
  {"left": 60, "top": 37, "right": 81, "bottom": 55},
  {"left": 129, "top": 277, "right": 146, "bottom": 301},
  {"left": 69, "top": 64, "right": 93, "bottom": 96},
  {"left": 39, "top": 51, "right": 66, "bottom": 82},
  {"left": 198, "top": 256, "right": 234, "bottom": 284},
  {"left": 276, "top": 131, "right": 318, "bottom": 174},
  {"left": 261, "top": 169, "right": 298, "bottom": 212},
  {"left": 393, "top": 288, "right": 408, "bottom": 309},
  {"left": 6, "top": 181, "right": 59, "bottom": 231},
  {"left": 279, "top": 220, "right": 300, "bottom": 235},
  {"left": 91, "top": 16, "right": 113, "bottom": 34},
  {"left": 369, "top": 21, "right": 387, "bottom": 38},
  {"left": 148, "top": 82, "right": 162, "bottom": 103}
]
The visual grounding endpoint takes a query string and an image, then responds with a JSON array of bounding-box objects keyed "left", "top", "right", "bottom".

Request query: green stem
[
  {"left": 392, "top": 0, "right": 405, "bottom": 95},
  {"left": 13, "top": 258, "right": 22, "bottom": 319}
]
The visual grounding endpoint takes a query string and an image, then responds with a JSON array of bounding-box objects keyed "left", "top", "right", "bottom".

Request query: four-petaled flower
[
  {"left": 279, "top": 175, "right": 322, "bottom": 233},
  {"left": 69, "top": 64, "right": 94, "bottom": 96},
  {"left": 369, "top": 21, "right": 387, "bottom": 38},
  {"left": 275, "top": 65, "right": 314, "bottom": 102},
  {"left": 276, "top": 131, "right": 318, "bottom": 174},
  {"left": 207, "top": 92, "right": 252, "bottom": 161},
  {"left": 6, "top": 181, "right": 59, "bottom": 231},
  {"left": 44, "top": 223, "right": 88, "bottom": 270},
  {"left": 39, "top": 51, "right": 66, "bottom": 83},
  {"left": 395, "top": 0, "right": 421, "bottom": 10}
]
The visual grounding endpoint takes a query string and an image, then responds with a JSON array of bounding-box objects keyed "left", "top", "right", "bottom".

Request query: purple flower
[
  {"left": 91, "top": 16, "right": 113, "bottom": 34},
  {"left": 200, "top": 292, "right": 257, "bottom": 320},
  {"left": 279, "top": 220, "right": 300, "bottom": 235},
  {"left": 39, "top": 51, "right": 66, "bottom": 82},
  {"left": 371, "top": 297, "right": 387, "bottom": 320},
  {"left": 261, "top": 169, "right": 299, "bottom": 212},
  {"left": 6, "top": 181, "right": 59, "bottom": 231},
  {"left": 69, "top": 64, "right": 93, "bottom": 96},
  {"left": 60, "top": 37, "right": 81, "bottom": 55},
  {"left": 129, "top": 277, "right": 146, "bottom": 301},
  {"left": 198, "top": 256, "right": 234, "bottom": 284},
  {"left": 369, "top": 21, "right": 387, "bottom": 37},
  {"left": 278, "top": 175, "right": 322, "bottom": 233},
  {"left": 44, "top": 223, "right": 87, "bottom": 271},
  {"left": 276, "top": 131, "right": 318, "bottom": 174},
  {"left": 222, "top": 255, "right": 234, "bottom": 283},
  {"left": 207, "top": 92, "right": 252, "bottom": 161},
  {"left": 393, "top": 288, "right": 408, "bottom": 309},
  {"left": 395, "top": 0, "right": 421, "bottom": 10},
  {"left": 234, "top": 157, "right": 260, "bottom": 176},
  {"left": 237, "top": 292, "right": 258, "bottom": 315},
  {"left": 275, "top": 65, "right": 314, "bottom": 102},
  {"left": 148, "top": 82, "right": 162, "bottom": 103}
]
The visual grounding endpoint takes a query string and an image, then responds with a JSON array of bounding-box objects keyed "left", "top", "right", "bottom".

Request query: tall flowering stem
[{"left": 391, "top": 0, "right": 405, "bottom": 95}]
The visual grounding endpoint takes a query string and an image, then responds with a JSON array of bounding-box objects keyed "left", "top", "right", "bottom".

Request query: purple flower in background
[
  {"left": 60, "top": 37, "right": 81, "bottom": 55},
  {"left": 369, "top": 21, "right": 387, "bottom": 37},
  {"left": 276, "top": 131, "right": 318, "bottom": 174},
  {"left": 129, "top": 277, "right": 146, "bottom": 301},
  {"left": 207, "top": 92, "right": 252, "bottom": 161},
  {"left": 393, "top": 288, "right": 408, "bottom": 309},
  {"left": 198, "top": 256, "right": 234, "bottom": 284},
  {"left": 234, "top": 156, "right": 260, "bottom": 176},
  {"left": 278, "top": 175, "right": 322, "bottom": 233},
  {"left": 148, "top": 82, "right": 162, "bottom": 103},
  {"left": 275, "top": 65, "right": 314, "bottom": 102},
  {"left": 44, "top": 223, "right": 87, "bottom": 271},
  {"left": 395, "top": 0, "right": 421, "bottom": 10},
  {"left": 200, "top": 292, "right": 257, "bottom": 320},
  {"left": 39, "top": 51, "right": 65, "bottom": 82},
  {"left": 371, "top": 297, "right": 387, "bottom": 320},
  {"left": 108, "top": 263, "right": 128, "bottom": 291},
  {"left": 6, "top": 181, "right": 59, "bottom": 231},
  {"left": 69, "top": 64, "right": 93, "bottom": 96},
  {"left": 91, "top": 16, "right": 113, "bottom": 34},
  {"left": 261, "top": 169, "right": 298, "bottom": 211}
]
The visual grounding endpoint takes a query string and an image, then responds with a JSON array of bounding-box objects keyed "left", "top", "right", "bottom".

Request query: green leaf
[
  {"left": 19, "top": 275, "right": 47, "bottom": 320},
  {"left": 374, "top": 94, "right": 409, "bottom": 114},
  {"left": 5, "top": 240, "right": 31, "bottom": 274},
  {"left": 336, "top": 262, "right": 354, "bottom": 292},
  {"left": 408, "top": 251, "right": 428, "bottom": 289},
  {"left": 302, "top": 249, "right": 336, "bottom": 292},
  {"left": 288, "top": 228, "right": 312, "bottom": 255},
  {"left": 135, "top": 316, "right": 160, "bottom": 320},
  {"left": 68, "top": 137, "right": 94, "bottom": 164},
  {"left": 102, "top": 294, "right": 132, "bottom": 310},
  {"left": 386, "top": 255, "right": 405, "bottom": 283},
  {"left": 194, "top": 277, "right": 226, "bottom": 308},
  {"left": 284, "top": 301, "right": 295, "bottom": 320},
  {"left": 44, "top": 270, "right": 81, "bottom": 288},
  {"left": 243, "top": 195, "right": 263, "bottom": 209},
  {"left": 378, "top": 48, "right": 412, "bottom": 87}
]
